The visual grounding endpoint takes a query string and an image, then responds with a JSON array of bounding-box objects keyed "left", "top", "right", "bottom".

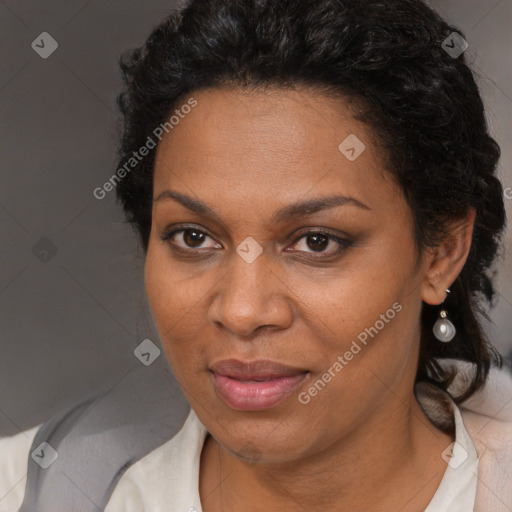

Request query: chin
[{"left": 213, "top": 421, "right": 311, "bottom": 464}]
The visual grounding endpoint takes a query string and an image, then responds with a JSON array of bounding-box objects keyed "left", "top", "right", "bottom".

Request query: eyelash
[{"left": 159, "top": 225, "right": 353, "bottom": 258}]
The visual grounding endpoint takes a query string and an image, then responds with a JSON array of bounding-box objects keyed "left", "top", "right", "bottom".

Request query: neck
[{"left": 199, "top": 389, "right": 454, "bottom": 512}]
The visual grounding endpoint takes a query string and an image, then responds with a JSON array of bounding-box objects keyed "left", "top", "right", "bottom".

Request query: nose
[{"left": 206, "top": 244, "right": 294, "bottom": 338}]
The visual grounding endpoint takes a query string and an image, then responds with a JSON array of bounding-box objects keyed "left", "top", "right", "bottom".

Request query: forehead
[{"left": 153, "top": 86, "right": 401, "bottom": 219}]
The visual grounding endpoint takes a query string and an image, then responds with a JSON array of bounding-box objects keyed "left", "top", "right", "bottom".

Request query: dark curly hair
[{"left": 114, "top": 0, "right": 506, "bottom": 403}]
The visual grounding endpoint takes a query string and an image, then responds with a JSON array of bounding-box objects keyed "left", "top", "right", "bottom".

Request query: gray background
[{"left": 0, "top": 0, "right": 511, "bottom": 436}]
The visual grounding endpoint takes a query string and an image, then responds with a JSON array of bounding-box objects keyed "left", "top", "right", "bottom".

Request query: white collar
[
  {"left": 107, "top": 381, "right": 478, "bottom": 512},
  {"left": 417, "top": 382, "right": 479, "bottom": 511}
]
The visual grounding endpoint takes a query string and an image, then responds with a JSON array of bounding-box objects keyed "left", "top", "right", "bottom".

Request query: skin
[{"left": 145, "top": 86, "right": 476, "bottom": 511}]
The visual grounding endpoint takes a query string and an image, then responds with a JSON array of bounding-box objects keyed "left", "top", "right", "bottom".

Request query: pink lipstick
[{"left": 210, "top": 359, "right": 309, "bottom": 411}]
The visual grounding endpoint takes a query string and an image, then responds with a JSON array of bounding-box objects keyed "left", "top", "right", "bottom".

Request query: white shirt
[{"left": 0, "top": 385, "right": 479, "bottom": 512}]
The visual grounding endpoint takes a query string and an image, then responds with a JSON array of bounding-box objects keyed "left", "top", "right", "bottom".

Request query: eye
[
  {"left": 161, "top": 227, "right": 221, "bottom": 251},
  {"left": 287, "top": 231, "right": 353, "bottom": 256},
  {"left": 160, "top": 226, "right": 353, "bottom": 257}
]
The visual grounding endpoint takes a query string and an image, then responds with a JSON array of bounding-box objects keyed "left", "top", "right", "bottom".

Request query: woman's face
[{"left": 145, "top": 86, "right": 431, "bottom": 463}]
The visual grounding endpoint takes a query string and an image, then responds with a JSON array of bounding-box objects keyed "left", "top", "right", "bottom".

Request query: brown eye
[
  {"left": 289, "top": 231, "right": 353, "bottom": 256},
  {"left": 182, "top": 229, "right": 206, "bottom": 248},
  {"left": 161, "top": 228, "right": 220, "bottom": 250},
  {"left": 304, "top": 233, "right": 329, "bottom": 252}
]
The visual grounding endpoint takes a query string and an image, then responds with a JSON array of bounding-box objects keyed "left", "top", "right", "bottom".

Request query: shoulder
[
  {"left": 105, "top": 409, "right": 206, "bottom": 512},
  {"left": 0, "top": 424, "right": 41, "bottom": 512},
  {"left": 442, "top": 359, "right": 512, "bottom": 445},
  {"left": 451, "top": 361, "right": 512, "bottom": 511},
  {"left": 457, "top": 362, "right": 512, "bottom": 436}
]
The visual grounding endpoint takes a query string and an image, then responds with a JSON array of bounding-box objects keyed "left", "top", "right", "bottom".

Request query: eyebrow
[{"left": 154, "top": 189, "right": 371, "bottom": 224}]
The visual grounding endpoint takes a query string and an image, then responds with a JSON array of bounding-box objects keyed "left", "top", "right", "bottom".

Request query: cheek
[
  {"left": 144, "top": 247, "right": 204, "bottom": 372},
  {"left": 284, "top": 245, "right": 416, "bottom": 355},
  {"left": 293, "top": 248, "right": 421, "bottom": 403}
]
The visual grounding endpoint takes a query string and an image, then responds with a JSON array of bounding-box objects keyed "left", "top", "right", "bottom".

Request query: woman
[{"left": 1, "top": 0, "right": 512, "bottom": 510}]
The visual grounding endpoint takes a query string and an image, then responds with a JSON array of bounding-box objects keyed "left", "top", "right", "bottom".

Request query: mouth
[{"left": 210, "top": 359, "right": 310, "bottom": 411}]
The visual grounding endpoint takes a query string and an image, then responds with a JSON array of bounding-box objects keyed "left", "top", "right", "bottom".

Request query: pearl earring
[{"left": 432, "top": 289, "right": 456, "bottom": 343}]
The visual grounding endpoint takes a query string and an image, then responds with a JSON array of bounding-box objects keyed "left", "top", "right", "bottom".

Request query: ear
[{"left": 421, "top": 207, "right": 476, "bottom": 306}]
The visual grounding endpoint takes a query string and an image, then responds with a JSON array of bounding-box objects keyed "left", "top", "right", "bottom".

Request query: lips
[{"left": 210, "top": 359, "right": 309, "bottom": 411}]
